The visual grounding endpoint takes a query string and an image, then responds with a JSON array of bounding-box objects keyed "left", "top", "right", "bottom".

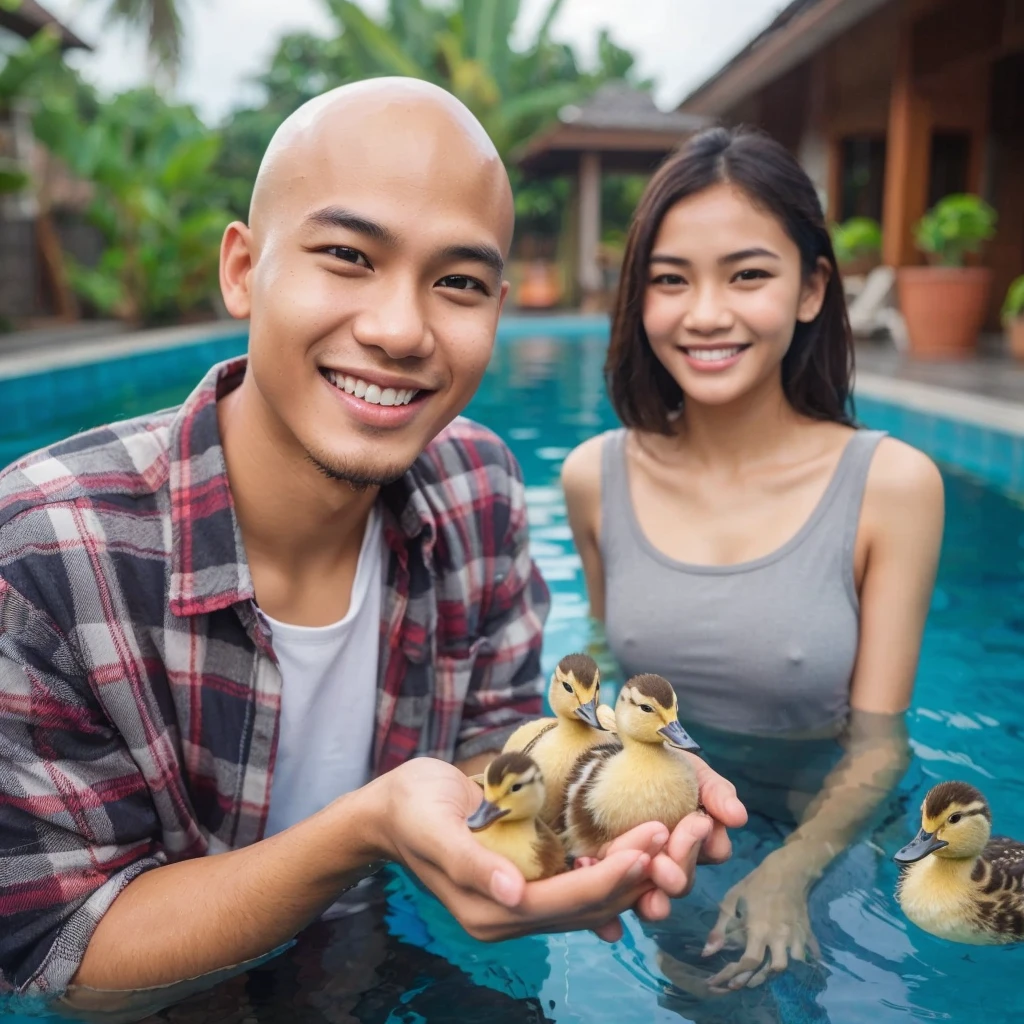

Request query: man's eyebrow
[
  {"left": 649, "top": 247, "right": 782, "bottom": 267},
  {"left": 305, "top": 206, "right": 400, "bottom": 247},
  {"left": 438, "top": 243, "right": 504, "bottom": 278}
]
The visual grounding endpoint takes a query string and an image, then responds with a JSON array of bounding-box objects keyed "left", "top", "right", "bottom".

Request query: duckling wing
[
  {"left": 535, "top": 820, "right": 570, "bottom": 878},
  {"left": 503, "top": 717, "right": 557, "bottom": 754},
  {"left": 977, "top": 836, "right": 1024, "bottom": 893}
]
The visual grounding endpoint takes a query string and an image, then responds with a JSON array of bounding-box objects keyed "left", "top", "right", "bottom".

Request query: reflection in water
[{"left": 3, "top": 330, "right": 1024, "bottom": 1022}]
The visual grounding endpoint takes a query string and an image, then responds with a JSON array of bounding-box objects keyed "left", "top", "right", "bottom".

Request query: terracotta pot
[
  {"left": 1008, "top": 317, "right": 1024, "bottom": 360},
  {"left": 896, "top": 266, "right": 993, "bottom": 359}
]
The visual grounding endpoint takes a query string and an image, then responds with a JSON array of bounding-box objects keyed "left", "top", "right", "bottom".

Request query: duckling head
[
  {"left": 467, "top": 752, "right": 545, "bottom": 831},
  {"left": 614, "top": 674, "right": 701, "bottom": 752},
  {"left": 894, "top": 780, "right": 992, "bottom": 864},
  {"left": 548, "top": 653, "right": 603, "bottom": 729}
]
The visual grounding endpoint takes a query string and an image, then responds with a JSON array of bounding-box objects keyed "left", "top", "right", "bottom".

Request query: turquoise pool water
[{"left": 2, "top": 322, "right": 1024, "bottom": 1023}]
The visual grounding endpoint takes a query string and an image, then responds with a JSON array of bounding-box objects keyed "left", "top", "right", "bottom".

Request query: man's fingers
[
  {"left": 689, "top": 756, "right": 747, "bottom": 828},
  {"left": 747, "top": 939, "right": 789, "bottom": 989},
  {"left": 424, "top": 825, "right": 527, "bottom": 908},
  {"left": 707, "top": 941, "right": 768, "bottom": 990},
  {"left": 634, "top": 887, "right": 671, "bottom": 921},
  {"left": 664, "top": 812, "right": 713, "bottom": 870},
  {"left": 592, "top": 917, "right": 623, "bottom": 943},
  {"left": 598, "top": 821, "right": 670, "bottom": 860},
  {"left": 701, "top": 895, "right": 739, "bottom": 957},
  {"left": 697, "top": 820, "right": 733, "bottom": 864}
]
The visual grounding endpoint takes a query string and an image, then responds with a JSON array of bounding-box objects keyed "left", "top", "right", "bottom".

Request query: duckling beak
[
  {"left": 467, "top": 799, "right": 510, "bottom": 832},
  {"left": 659, "top": 720, "right": 701, "bottom": 752},
  {"left": 893, "top": 827, "right": 949, "bottom": 864},
  {"left": 574, "top": 698, "right": 603, "bottom": 729}
]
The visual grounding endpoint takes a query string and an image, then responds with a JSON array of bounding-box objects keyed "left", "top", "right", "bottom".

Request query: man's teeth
[
  {"left": 686, "top": 346, "right": 745, "bottom": 362},
  {"left": 324, "top": 370, "right": 419, "bottom": 406}
]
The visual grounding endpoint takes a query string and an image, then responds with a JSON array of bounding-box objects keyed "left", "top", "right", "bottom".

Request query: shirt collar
[{"left": 167, "top": 356, "right": 437, "bottom": 617}]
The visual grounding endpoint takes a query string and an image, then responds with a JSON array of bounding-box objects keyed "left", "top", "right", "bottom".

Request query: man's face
[{"left": 225, "top": 105, "right": 511, "bottom": 487}]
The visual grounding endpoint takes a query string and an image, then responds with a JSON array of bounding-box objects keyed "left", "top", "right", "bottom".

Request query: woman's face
[{"left": 642, "top": 182, "right": 827, "bottom": 410}]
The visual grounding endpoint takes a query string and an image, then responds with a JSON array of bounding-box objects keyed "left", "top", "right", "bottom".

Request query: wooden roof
[
  {"left": 513, "top": 82, "right": 708, "bottom": 176},
  {"left": 0, "top": 0, "right": 91, "bottom": 50}
]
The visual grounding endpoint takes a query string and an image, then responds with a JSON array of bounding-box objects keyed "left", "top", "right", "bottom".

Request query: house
[
  {"left": 677, "top": 0, "right": 1024, "bottom": 328},
  {"left": 0, "top": 1, "right": 90, "bottom": 324}
]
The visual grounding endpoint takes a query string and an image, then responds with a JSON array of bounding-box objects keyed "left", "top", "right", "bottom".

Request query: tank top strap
[
  {"left": 598, "top": 428, "right": 630, "bottom": 560},
  {"left": 832, "top": 428, "right": 887, "bottom": 598}
]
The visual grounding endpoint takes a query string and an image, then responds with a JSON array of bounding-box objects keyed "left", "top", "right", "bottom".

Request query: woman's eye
[
  {"left": 562, "top": 681, "right": 574, "bottom": 693},
  {"left": 437, "top": 274, "right": 487, "bottom": 294},
  {"left": 324, "top": 246, "right": 371, "bottom": 268},
  {"left": 733, "top": 268, "right": 770, "bottom": 282},
  {"left": 651, "top": 273, "right": 686, "bottom": 286}
]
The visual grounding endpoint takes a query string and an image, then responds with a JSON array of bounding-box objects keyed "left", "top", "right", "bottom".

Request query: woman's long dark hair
[{"left": 605, "top": 125, "right": 855, "bottom": 435}]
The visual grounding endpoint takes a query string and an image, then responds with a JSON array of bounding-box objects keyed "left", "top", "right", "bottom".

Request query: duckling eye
[
  {"left": 948, "top": 812, "right": 962, "bottom": 824},
  {"left": 562, "top": 681, "right": 574, "bottom": 693},
  {"left": 640, "top": 704, "right": 655, "bottom": 714},
  {"left": 510, "top": 783, "right": 523, "bottom": 792}
]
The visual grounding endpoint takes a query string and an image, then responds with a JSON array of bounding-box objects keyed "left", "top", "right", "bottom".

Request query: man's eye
[
  {"left": 324, "top": 246, "right": 371, "bottom": 268},
  {"left": 437, "top": 274, "right": 487, "bottom": 294}
]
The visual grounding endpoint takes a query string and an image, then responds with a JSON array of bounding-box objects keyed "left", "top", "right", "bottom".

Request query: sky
[{"left": 41, "top": 0, "right": 787, "bottom": 125}]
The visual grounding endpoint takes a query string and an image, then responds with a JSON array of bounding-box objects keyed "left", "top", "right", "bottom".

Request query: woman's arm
[
  {"left": 704, "top": 439, "right": 944, "bottom": 990},
  {"left": 561, "top": 435, "right": 607, "bottom": 620}
]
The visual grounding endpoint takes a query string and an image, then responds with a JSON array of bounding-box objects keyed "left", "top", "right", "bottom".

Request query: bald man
[{"left": 0, "top": 79, "right": 744, "bottom": 1015}]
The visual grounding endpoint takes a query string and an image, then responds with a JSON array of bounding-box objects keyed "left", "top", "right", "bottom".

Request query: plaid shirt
[{"left": 0, "top": 357, "right": 549, "bottom": 1001}]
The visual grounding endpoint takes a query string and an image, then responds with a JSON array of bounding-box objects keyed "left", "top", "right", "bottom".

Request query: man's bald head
[{"left": 249, "top": 77, "right": 514, "bottom": 254}]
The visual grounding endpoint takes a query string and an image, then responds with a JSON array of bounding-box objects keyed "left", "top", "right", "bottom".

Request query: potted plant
[
  {"left": 831, "top": 217, "right": 882, "bottom": 277},
  {"left": 1003, "top": 276, "right": 1024, "bottom": 360},
  {"left": 897, "top": 194, "right": 997, "bottom": 359}
]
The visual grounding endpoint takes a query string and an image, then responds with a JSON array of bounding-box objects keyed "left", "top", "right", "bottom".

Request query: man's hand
[{"left": 363, "top": 757, "right": 676, "bottom": 942}]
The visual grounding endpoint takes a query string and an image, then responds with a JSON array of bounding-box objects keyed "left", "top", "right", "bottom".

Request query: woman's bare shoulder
[
  {"left": 866, "top": 436, "right": 944, "bottom": 505},
  {"left": 560, "top": 431, "right": 616, "bottom": 498}
]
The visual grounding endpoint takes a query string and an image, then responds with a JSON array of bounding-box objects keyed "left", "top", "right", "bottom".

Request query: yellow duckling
[
  {"left": 561, "top": 673, "right": 702, "bottom": 858},
  {"left": 501, "top": 653, "right": 608, "bottom": 824},
  {"left": 467, "top": 752, "right": 567, "bottom": 881},
  {"left": 894, "top": 780, "right": 1024, "bottom": 944}
]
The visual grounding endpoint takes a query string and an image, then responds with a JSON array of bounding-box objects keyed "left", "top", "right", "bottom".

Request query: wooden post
[
  {"left": 881, "top": 17, "right": 932, "bottom": 267},
  {"left": 577, "top": 151, "right": 602, "bottom": 305}
]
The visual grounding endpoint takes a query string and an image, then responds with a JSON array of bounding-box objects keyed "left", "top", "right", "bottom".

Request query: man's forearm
[{"left": 72, "top": 779, "right": 388, "bottom": 991}]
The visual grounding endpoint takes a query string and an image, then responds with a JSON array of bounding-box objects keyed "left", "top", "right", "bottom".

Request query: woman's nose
[{"left": 682, "top": 284, "right": 734, "bottom": 334}]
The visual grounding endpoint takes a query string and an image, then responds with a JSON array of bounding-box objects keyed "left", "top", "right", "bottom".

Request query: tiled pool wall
[{"left": 1, "top": 322, "right": 1023, "bottom": 501}]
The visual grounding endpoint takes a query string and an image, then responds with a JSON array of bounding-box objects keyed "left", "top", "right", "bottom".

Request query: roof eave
[{"left": 677, "top": 0, "right": 894, "bottom": 117}]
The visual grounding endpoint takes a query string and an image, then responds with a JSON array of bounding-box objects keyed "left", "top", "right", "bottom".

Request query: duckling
[
  {"left": 894, "top": 780, "right": 1024, "bottom": 945},
  {"left": 501, "top": 653, "right": 608, "bottom": 824},
  {"left": 561, "top": 673, "right": 702, "bottom": 858},
  {"left": 466, "top": 751, "right": 567, "bottom": 881}
]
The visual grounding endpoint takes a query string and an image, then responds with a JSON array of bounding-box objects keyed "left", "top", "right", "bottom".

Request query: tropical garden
[{"left": 0, "top": 0, "right": 652, "bottom": 328}]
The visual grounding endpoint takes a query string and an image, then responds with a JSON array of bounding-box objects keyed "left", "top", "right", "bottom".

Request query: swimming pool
[{"left": 2, "top": 321, "right": 1023, "bottom": 1023}]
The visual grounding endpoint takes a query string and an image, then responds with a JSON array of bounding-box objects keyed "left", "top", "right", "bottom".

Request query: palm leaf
[
  {"left": 104, "top": 0, "right": 184, "bottom": 80},
  {"left": 536, "top": 0, "right": 567, "bottom": 46},
  {"left": 325, "top": 0, "right": 426, "bottom": 79}
]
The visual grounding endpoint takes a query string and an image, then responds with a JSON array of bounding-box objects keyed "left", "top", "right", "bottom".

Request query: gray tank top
[{"left": 600, "top": 428, "right": 886, "bottom": 737}]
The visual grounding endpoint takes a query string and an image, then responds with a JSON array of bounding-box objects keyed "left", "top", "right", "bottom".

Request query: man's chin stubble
[{"left": 304, "top": 452, "right": 410, "bottom": 491}]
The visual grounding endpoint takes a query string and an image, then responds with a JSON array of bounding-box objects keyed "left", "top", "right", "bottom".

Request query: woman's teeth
[
  {"left": 323, "top": 370, "right": 419, "bottom": 406},
  {"left": 685, "top": 346, "right": 745, "bottom": 362}
]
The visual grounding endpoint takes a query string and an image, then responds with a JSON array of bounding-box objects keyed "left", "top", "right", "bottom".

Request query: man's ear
[
  {"left": 497, "top": 279, "right": 511, "bottom": 316},
  {"left": 220, "top": 222, "right": 255, "bottom": 320},
  {"left": 797, "top": 256, "right": 831, "bottom": 323}
]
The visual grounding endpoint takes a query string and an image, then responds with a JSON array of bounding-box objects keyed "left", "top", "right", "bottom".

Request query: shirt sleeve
[
  {"left": 453, "top": 449, "right": 551, "bottom": 763},
  {"left": 0, "top": 576, "right": 166, "bottom": 1004}
]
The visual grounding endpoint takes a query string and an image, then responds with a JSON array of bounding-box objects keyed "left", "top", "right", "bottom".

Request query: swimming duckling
[
  {"left": 561, "top": 673, "right": 702, "bottom": 859},
  {"left": 467, "top": 752, "right": 567, "bottom": 881},
  {"left": 501, "top": 653, "right": 608, "bottom": 824},
  {"left": 894, "top": 780, "right": 1024, "bottom": 944}
]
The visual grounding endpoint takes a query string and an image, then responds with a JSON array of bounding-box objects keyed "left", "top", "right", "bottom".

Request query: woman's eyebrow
[{"left": 649, "top": 247, "right": 782, "bottom": 266}]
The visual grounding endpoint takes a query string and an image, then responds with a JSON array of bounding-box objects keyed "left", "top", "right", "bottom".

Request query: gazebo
[{"left": 513, "top": 82, "right": 708, "bottom": 307}]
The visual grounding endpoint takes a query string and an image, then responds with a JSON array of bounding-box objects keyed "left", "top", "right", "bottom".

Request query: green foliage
[
  {"left": 830, "top": 217, "right": 882, "bottom": 265},
  {"left": 36, "top": 89, "right": 230, "bottom": 324},
  {"left": 1003, "top": 276, "right": 1024, "bottom": 322},
  {"left": 914, "top": 194, "right": 997, "bottom": 268}
]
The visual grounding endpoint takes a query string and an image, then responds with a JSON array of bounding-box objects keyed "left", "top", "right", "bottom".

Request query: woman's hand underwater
[{"left": 702, "top": 846, "right": 821, "bottom": 992}]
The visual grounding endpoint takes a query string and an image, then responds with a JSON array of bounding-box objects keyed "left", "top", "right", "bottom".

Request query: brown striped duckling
[
  {"left": 894, "top": 780, "right": 1024, "bottom": 944},
  {"left": 561, "top": 673, "right": 702, "bottom": 859},
  {"left": 501, "top": 653, "right": 608, "bottom": 824},
  {"left": 467, "top": 752, "right": 567, "bottom": 881}
]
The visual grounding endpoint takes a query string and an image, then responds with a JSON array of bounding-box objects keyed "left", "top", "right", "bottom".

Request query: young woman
[{"left": 561, "top": 127, "right": 944, "bottom": 992}]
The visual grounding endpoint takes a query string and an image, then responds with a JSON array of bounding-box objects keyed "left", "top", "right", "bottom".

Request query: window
[{"left": 839, "top": 136, "right": 887, "bottom": 222}]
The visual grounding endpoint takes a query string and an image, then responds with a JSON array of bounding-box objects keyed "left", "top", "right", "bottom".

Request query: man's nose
[{"left": 351, "top": 278, "right": 435, "bottom": 360}]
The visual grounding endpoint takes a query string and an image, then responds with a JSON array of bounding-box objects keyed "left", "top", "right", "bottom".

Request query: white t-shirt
[{"left": 262, "top": 507, "right": 383, "bottom": 837}]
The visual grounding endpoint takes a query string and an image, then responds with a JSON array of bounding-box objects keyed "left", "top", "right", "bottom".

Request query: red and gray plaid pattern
[{"left": 0, "top": 357, "right": 549, "bottom": 1000}]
